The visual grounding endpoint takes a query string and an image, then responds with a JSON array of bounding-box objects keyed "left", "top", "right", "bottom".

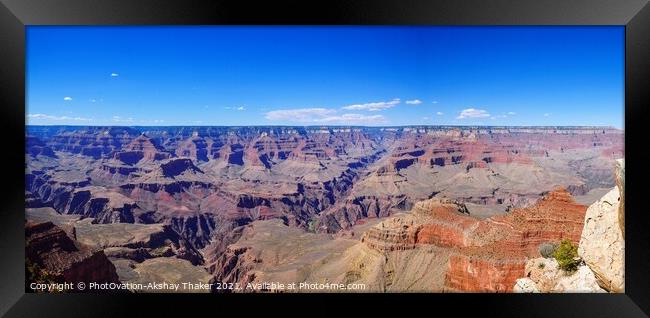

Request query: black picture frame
[{"left": 1, "top": 0, "right": 648, "bottom": 317}]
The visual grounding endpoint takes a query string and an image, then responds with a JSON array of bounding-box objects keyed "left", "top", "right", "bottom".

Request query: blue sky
[{"left": 26, "top": 26, "right": 624, "bottom": 128}]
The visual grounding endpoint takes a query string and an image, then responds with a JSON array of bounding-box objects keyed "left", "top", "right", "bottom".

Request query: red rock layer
[
  {"left": 413, "top": 199, "right": 476, "bottom": 247},
  {"left": 444, "top": 256, "right": 525, "bottom": 292},
  {"left": 361, "top": 199, "right": 473, "bottom": 251},
  {"left": 362, "top": 189, "right": 587, "bottom": 292},
  {"left": 444, "top": 189, "right": 587, "bottom": 292}
]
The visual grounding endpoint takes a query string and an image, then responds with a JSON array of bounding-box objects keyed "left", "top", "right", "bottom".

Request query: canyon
[{"left": 25, "top": 125, "right": 623, "bottom": 292}]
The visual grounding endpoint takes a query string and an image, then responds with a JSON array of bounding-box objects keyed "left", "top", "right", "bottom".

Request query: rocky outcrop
[
  {"left": 67, "top": 187, "right": 138, "bottom": 223},
  {"left": 553, "top": 265, "right": 605, "bottom": 292},
  {"left": 444, "top": 256, "right": 525, "bottom": 292},
  {"left": 208, "top": 245, "right": 259, "bottom": 292},
  {"left": 514, "top": 159, "right": 625, "bottom": 293},
  {"left": 114, "top": 134, "right": 170, "bottom": 165},
  {"left": 176, "top": 135, "right": 210, "bottom": 162},
  {"left": 444, "top": 190, "right": 587, "bottom": 292},
  {"left": 25, "top": 221, "right": 120, "bottom": 289},
  {"left": 26, "top": 136, "right": 57, "bottom": 158},
  {"left": 25, "top": 125, "right": 624, "bottom": 292},
  {"left": 578, "top": 161, "right": 625, "bottom": 292},
  {"left": 615, "top": 159, "right": 624, "bottom": 238},
  {"left": 358, "top": 189, "right": 587, "bottom": 292},
  {"left": 513, "top": 278, "right": 540, "bottom": 292},
  {"left": 70, "top": 220, "right": 204, "bottom": 265},
  {"left": 161, "top": 158, "right": 203, "bottom": 177},
  {"left": 513, "top": 258, "right": 604, "bottom": 293},
  {"left": 360, "top": 198, "right": 472, "bottom": 251},
  {"left": 35, "top": 126, "right": 140, "bottom": 159},
  {"left": 361, "top": 217, "right": 418, "bottom": 252},
  {"left": 25, "top": 173, "right": 139, "bottom": 223}
]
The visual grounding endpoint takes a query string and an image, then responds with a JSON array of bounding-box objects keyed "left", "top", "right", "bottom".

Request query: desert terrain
[{"left": 24, "top": 125, "right": 624, "bottom": 292}]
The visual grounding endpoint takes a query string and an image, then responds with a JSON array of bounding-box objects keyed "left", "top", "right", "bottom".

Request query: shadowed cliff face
[
  {"left": 25, "top": 126, "right": 623, "bottom": 292},
  {"left": 25, "top": 221, "right": 120, "bottom": 290}
]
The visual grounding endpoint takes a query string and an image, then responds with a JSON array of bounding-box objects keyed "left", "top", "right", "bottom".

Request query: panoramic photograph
[{"left": 25, "top": 26, "right": 624, "bottom": 293}]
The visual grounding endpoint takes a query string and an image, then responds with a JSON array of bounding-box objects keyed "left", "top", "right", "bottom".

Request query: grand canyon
[{"left": 25, "top": 125, "right": 624, "bottom": 293}]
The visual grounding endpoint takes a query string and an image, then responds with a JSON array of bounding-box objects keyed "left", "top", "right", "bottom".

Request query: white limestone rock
[
  {"left": 554, "top": 265, "right": 606, "bottom": 293},
  {"left": 513, "top": 278, "right": 540, "bottom": 293},
  {"left": 523, "top": 258, "right": 560, "bottom": 292},
  {"left": 578, "top": 185, "right": 625, "bottom": 292}
]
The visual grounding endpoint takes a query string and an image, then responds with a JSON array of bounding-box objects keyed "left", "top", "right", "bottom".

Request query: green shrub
[
  {"left": 553, "top": 239, "right": 581, "bottom": 273},
  {"left": 538, "top": 242, "right": 558, "bottom": 258},
  {"left": 26, "top": 259, "right": 58, "bottom": 293}
]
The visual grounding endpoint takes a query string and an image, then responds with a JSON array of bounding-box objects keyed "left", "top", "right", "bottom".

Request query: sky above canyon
[{"left": 26, "top": 26, "right": 624, "bottom": 128}]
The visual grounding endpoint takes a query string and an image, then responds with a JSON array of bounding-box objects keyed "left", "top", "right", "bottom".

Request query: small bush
[
  {"left": 26, "top": 259, "right": 59, "bottom": 293},
  {"left": 553, "top": 239, "right": 581, "bottom": 273},
  {"left": 538, "top": 262, "right": 545, "bottom": 269},
  {"left": 307, "top": 220, "right": 316, "bottom": 233},
  {"left": 538, "top": 242, "right": 558, "bottom": 258}
]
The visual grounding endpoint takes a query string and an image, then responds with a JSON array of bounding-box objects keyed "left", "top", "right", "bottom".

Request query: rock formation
[
  {"left": 514, "top": 159, "right": 624, "bottom": 293},
  {"left": 445, "top": 189, "right": 588, "bottom": 292},
  {"left": 615, "top": 159, "right": 624, "bottom": 238},
  {"left": 513, "top": 258, "right": 604, "bottom": 293},
  {"left": 354, "top": 188, "right": 589, "bottom": 292},
  {"left": 205, "top": 188, "right": 591, "bottom": 293},
  {"left": 24, "top": 125, "right": 624, "bottom": 292},
  {"left": 578, "top": 159, "right": 625, "bottom": 292},
  {"left": 25, "top": 221, "right": 120, "bottom": 290}
]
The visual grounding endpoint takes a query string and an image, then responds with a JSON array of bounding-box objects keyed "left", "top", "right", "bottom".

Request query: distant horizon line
[{"left": 25, "top": 124, "right": 623, "bottom": 129}]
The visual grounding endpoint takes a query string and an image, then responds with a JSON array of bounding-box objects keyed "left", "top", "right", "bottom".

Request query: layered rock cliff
[
  {"left": 206, "top": 188, "right": 592, "bottom": 293},
  {"left": 25, "top": 221, "right": 120, "bottom": 290},
  {"left": 25, "top": 125, "right": 624, "bottom": 292},
  {"left": 356, "top": 188, "right": 588, "bottom": 292},
  {"left": 578, "top": 159, "right": 625, "bottom": 292},
  {"left": 513, "top": 159, "right": 624, "bottom": 293}
]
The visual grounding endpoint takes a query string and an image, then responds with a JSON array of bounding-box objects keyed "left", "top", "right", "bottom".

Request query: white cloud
[
  {"left": 111, "top": 73, "right": 119, "bottom": 77},
  {"left": 507, "top": 111, "right": 516, "bottom": 115},
  {"left": 422, "top": 116, "right": 430, "bottom": 120},
  {"left": 63, "top": 96, "right": 72, "bottom": 101},
  {"left": 265, "top": 108, "right": 336, "bottom": 122},
  {"left": 265, "top": 108, "right": 386, "bottom": 125},
  {"left": 544, "top": 113, "right": 551, "bottom": 117},
  {"left": 457, "top": 108, "right": 490, "bottom": 119},
  {"left": 406, "top": 99, "right": 422, "bottom": 105},
  {"left": 432, "top": 101, "right": 439, "bottom": 104},
  {"left": 236, "top": 106, "right": 245, "bottom": 111},
  {"left": 342, "top": 98, "right": 400, "bottom": 111},
  {"left": 90, "top": 99, "right": 97, "bottom": 103},
  {"left": 27, "top": 113, "right": 91, "bottom": 121},
  {"left": 112, "top": 116, "right": 134, "bottom": 123},
  {"left": 436, "top": 111, "right": 444, "bottom": 116},
  {"left": 317, "top": 113, "right": 387, "bottom": 124}
]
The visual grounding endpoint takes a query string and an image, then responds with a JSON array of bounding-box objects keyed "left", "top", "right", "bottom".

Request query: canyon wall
[
  {"left": 25, "top": 125, "right": 623, "bottom": 292},
  {"left": 513, "top": 159, "right": 624, "bottom": 293},
  {"left": 357, "top": 188, "right": 588, "bottom": 292},
  {"left": 25, "top": 221, "right": 120, "bottom": 287}
]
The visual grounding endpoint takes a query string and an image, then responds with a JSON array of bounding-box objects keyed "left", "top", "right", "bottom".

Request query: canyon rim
[
  {"left": 25, "top": 26, "right": 625, "bottom": 293},
  {"left": 25, "top": 125, "right": 624, "bottom": 293}
]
